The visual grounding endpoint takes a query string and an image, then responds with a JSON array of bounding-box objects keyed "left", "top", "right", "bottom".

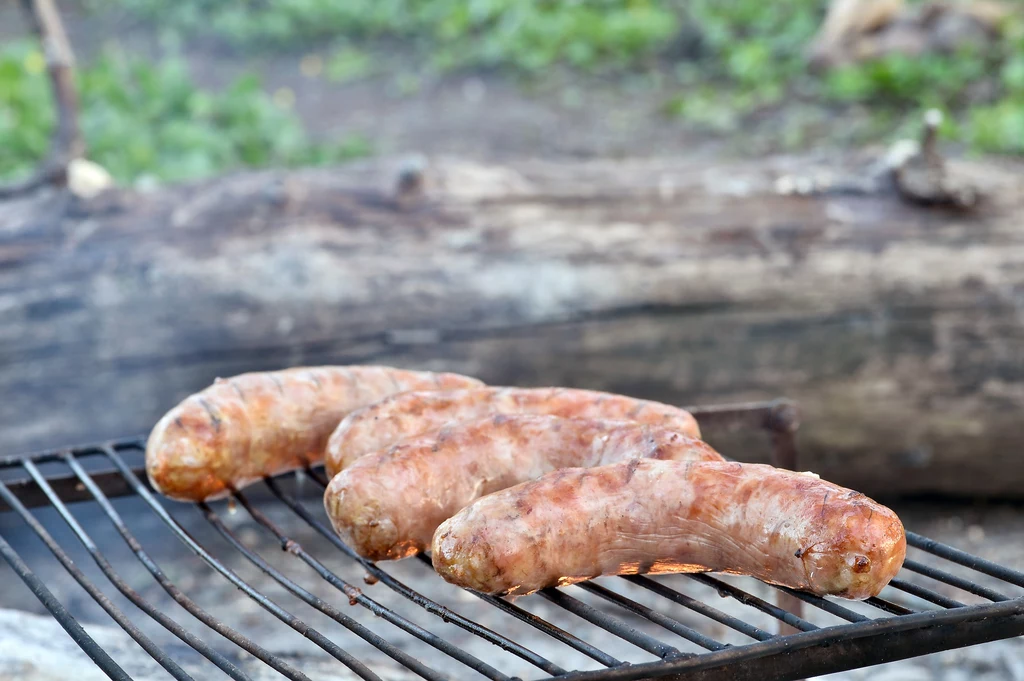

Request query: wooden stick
[{"left": 0, "top": 0, "right": 83, "bottom": 199}]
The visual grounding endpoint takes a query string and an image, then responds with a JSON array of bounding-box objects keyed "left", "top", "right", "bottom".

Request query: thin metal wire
[
  {"left": 69, "top": 451, "right": 313, "bottom": 681},
  {"left": 18, "top": 460, "right": 251, "bottom": 680},
  {"left": 472, "top": 588, "right": 623, "bottom": 667},
  {"left": 687, "top": 574, "right": 818, "bottom": 632},
  {"left": 770, "top": 586, "right": 870, "bottom": 622},
  {"left": 865, "top": 597, "right": 916, "bottom": 617},
  {"left": 0, "top": 517, "right": 131, "bottom": 681},
  {"left": 903, "top": 558, "right": 1010, "bottom": 602},
  {"left": 4, "top": 433, "right": 1024, "bottom": 681},
  {"left": 274, "top": 474, "right": 593, "bottom": 671},
  {"left": 888, "top": 578, "right": 965, "bottom": 609},
  {"left": 537, "top": 588, "right": 682, "bottom": 659},
  {"left": 95, "top": 450, "right": 400, "bottom": 681},
  {"left": 622, "top": 576, "right": 773, "bottom": 642},
  {"left": 222, "top": 493, "right": 516, "bottom": 680},
  {"left": 7, "top": 465, "right": 195, "bottom": 681},
  {"left": 575, "top": 582, "right": 726, "bottom": 651},
  {"left": 907, "top": 531, "right": 1024, "bottom": 588},
  {"left": 200, "top": 503, "right": 434, "bottom": 681},
  {"left": 412, "top": 554, "right": 624, "bottom": 668}
]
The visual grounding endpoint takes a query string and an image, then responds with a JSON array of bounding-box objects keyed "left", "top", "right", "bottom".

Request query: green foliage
[
  {"left": 0, "top": 42, "right": 369, "bottom": 184},
  {"left": 824, "top": 50, "right": 991, "bottom": 106},
  {"left": 90, "top": 0, "right": 679, "bottom": 72}
]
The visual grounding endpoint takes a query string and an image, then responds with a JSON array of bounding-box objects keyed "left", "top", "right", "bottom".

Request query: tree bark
[{"left": 2, "top": 155, "right": 1023, "bottom": 498}]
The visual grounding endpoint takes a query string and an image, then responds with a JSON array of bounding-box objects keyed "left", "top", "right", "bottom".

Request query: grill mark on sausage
[
  {"left": 624, "top": 458, "right": 642, "bottom": 483},
  {"left": 269, "top": 375, "right": 286, "bottom": 396},
  {"left": 306, "top": 371, "right": 323, "bottom": 390},
  {"left": 174, "top": 417, "right": 185, "bottom": 430},
  {"left": 820, "top": 492, "right": 830, "bottom": 519},
  {"left": 198, "top": 398, "right": 222, "bottom": 433},
  {"left": 229, "top": 380, "right": 247, "bottom": 402}
]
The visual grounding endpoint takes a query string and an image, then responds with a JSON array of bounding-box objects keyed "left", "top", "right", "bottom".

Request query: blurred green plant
[
  {"left": 0, "top": 42, "right": 370, "bottom": 185},
  {"left": 89, "top": 0, "right": 678, "bottom": 72}
]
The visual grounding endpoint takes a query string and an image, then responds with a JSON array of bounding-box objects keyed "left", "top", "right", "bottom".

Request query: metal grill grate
[{"left": 2, "top": 400, "right": 1023, "bottom": 681}]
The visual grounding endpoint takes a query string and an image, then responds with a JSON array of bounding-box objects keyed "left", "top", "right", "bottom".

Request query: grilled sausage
[
  {"left": 432, "top": 459, "right": 906, "bottom": 600},
  {"left": 325, "top": 414, "right": 723, "bottom": 561},
  {"left": 324, "top": 387, "right": 701, "bottom": 478},
  {"left": 145, "top": 366, "right": 483, "bottom": 501}
]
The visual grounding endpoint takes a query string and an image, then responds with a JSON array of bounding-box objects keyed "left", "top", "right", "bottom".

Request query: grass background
[{"left": 3, "top": 0, "right": 1023, "bottom": 185}]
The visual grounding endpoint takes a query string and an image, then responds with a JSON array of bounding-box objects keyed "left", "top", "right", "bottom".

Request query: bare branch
[{"left": 0, "top": 0, "right": 83, "bottom": 199}]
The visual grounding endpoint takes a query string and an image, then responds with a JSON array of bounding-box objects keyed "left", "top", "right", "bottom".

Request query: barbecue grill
[{"left": 2, "top": 399, "right": 1023, "bottom": 681}]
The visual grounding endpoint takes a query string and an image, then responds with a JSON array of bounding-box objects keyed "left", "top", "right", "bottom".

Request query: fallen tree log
[{"left": 2, "top": 154, "right": 1023, "bottom": 498}]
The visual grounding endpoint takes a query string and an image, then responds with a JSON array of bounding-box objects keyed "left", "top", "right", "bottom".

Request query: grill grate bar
[
  {"left": 907, "top": 531, "right": 1024, "bottom": 588},
  {"left": 687, "top": 574, "right": 818, "bottom": 631},
  {"left": 473, "top": 587, "right": 624, "bottom": 667},
  {"left": 537, "top": 588, "right": 681, "bottom": 658},
  {"left": 888, "top": 578, "right": 965, "bottom": 609},
  {"left": 200, "top": 502, "right": 440, "bottom": 681},
  {"left": 5, "top": 403, "right": 1024, "bottom": 681},
  {"left": 575, "top": 581, "right": 726, "bottom": 651},
  {"left": 229, "top": 491, "right": 523, "bottom": 680},
  {"left": 0, "top": 531, "right": 132, "bottom": 681},
  {"left": 267, "top": 478, "right": 566, "bottom": 674},
  {"left": 0, "top": 474, "right": 195, "bottom": 681},
  {"left": 82, "top": 449, "right": 314, "bottom": 681},
  {"left": 15, "top": 461, "right": 250, "bottom": 681},
  {"left": 770, "top": 586, "right": 871, "bottom": 622},
  {"left": 865, "top": 596, "right": 916, "bottom": 617},
  {"left": 903, "top": 558, "right": 1011, "bottom": 602},
  {"left": 104, "top": 451, "right": 426, "bottom": 681},
  {"left": 622, "top": 576, "right": 774, "bottom": 642}
]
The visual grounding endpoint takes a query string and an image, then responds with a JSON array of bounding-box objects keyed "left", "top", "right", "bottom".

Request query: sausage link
[
  {"left": 432, "top": 459, "right": 906, "bottom": 600},
  {"left": 324, "top": 387, "right": 701, "bottom": 478},
  {"left": 325, "top": 414, "right": 722, "bottom": 561},
  {"left": 145, "top": 366, "right": 483, "bottom": 501}
]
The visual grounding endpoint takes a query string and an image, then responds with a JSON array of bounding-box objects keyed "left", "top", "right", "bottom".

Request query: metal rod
[
  {"left": 223, "top": 493, "right": 511, "bottom": 680},
  {"left": 74, "top": 450, "right": 313, "bottom": 681},
  {"left": 687, "top": 574, "right": 817, "bottom": 631},
  {"left": 902, "top": 558, "right": 1010, "bottom": 601},
  {"left": 576, "top": 582, "right": 726, "bottom": 651},
  {"left": 267, "top": 476, "right": 573, "bottom": 673},
  {"left": 907, "top": 531, "right": 1024, "bottom": 588},
  {"left": 96, "top": 449, "right": 385, "bottom": 681},
  {"left": 622, "top": 576, "right": 773, "bottom": 642},
  {"left": 11, "top": 467, "right": 251, "bottom": 679},
  {"left": 8, "top": 464, "right": 201, "bottom": 681},
  {"left": 543, "top": 596, "right": 1024, "bottom": 681},
  {"left": 770, "top": 586, "right": 871, "bottom": 623},
  {"left": 20, "top": 459, "right": 251, "bottom": 680},
  {"left": 538, "top": 588, "right": 682, "bottom": 659},
  {"left": 887, "top": 578, "right": 965, "bottom": 609},
  {"left": 0, "top": 532, "right": 131, "bottom": 681},
  {"left": 408, "top": 555, "right": 621, "bottom": 669},
  {"left": 864, "top": 596, "right": 916, "bottom": 617}
]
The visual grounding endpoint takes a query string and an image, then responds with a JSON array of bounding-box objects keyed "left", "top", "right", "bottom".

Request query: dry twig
[{"left": 0, "top": 0, "right": 83, "bottom": 199}]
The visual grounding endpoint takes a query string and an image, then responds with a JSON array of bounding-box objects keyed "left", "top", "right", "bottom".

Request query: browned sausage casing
[
  {"left": 324, "top": 414, "right": 723, "bottom": 561},
  {"left": 145, "top": 366, "right": 483, "bottom": 501},
  {"left": 432, "top": 459, "right": 906, "bottom": 600},
  {"left": 324, "top": 387, "right": 701, "bottom": 478}
]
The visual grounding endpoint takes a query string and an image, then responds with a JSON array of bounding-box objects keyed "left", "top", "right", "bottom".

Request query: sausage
[
  {"left": 145, "top": 366, "right": 483, "bottom": 501},
  {"left": 324, "top": 387, "right": 702, "bottom": 478},
  {"left": 324, "top": 414, "right": 723, "bottom": 561},
  {"left": 432, "top": 459, "right": 906, "bottom": 600}
]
